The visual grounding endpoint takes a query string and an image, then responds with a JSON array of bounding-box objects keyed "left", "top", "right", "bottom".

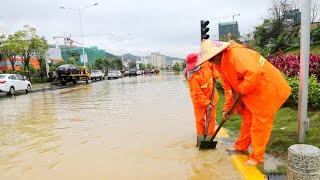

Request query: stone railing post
[{"left": 287, "top": 144, "right": 320, "bottom": 180}]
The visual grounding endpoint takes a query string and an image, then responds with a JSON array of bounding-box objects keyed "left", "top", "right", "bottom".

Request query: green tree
[
  {"left": 172, "top": 62, "right": 182, "bottom": 72},
  {"left": 110, "top": 58, "right": 123, "bottom": 70},
  {"left": 19, "top": 25, "right": 48, "bottom": 72},
  {"left": 0, "top": 35, "right": 5, "bottom": 61},
  {"left": 139, "top": 63, "right": 146, "bottom": 70},
  {"left": 95, "top": 58, "right": 103, "bottom": 70},
  {"left": 311, "top": 25, "right": 320, "bottom": 42},
  {"left": 250, "top": 0, "right": 297, "bottom": 55},
  {"left": 32, "top": 36, "right": 49, "bottom": 73},
  {"left": 102, "top": 58, "right": 110, "bottom": 71},
  {"left": 182, "top": 62, "right": 186, "bottom": 69},
  {"left": 1, "top": 32, "right": 25, "bottom": 71},
  {"left": 146, "top": 64, "right": 154, "bottom": 69},
  {"left": 67, "top": 57, "right": 77, "bottom": 65}
]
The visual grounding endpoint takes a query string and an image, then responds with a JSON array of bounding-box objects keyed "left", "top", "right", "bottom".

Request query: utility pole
[
  {"left": 60, "top": 3, "right": 98, "bottom": 67},
  {"left": 298, "top": 0, "right": 311, "bottom": 143},
  {"left": 78, "top": 8, "right": 85, "bottom": 65}
]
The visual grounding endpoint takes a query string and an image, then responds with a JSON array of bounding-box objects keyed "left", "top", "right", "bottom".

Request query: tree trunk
[{"left": 9, "top": 56, "right": 16, "bottom": 71}]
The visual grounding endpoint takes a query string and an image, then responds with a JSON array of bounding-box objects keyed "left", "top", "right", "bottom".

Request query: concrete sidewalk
[{"left": 31, "top": 83, "right": 53, "bottom": 92}]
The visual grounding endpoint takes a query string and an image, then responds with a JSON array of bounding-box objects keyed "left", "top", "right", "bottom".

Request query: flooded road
[{"left": 0, "top": 72, "right": 241, "bottom": 180}]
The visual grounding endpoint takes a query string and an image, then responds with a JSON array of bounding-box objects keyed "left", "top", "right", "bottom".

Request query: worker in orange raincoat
[
  {"left": 197, "top": 40, "right": 291, "bottom": 165},
  {"left": 185, "top": 53, "right": 219, "bottom": 147}
]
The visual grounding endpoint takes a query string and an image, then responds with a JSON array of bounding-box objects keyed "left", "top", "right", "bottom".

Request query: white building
[
  {"left": 140, "top": 56, "right": 150, "bottom": 65},
  {"left": 45, "top": 44, "right": 63, "bottom": 64},
  {"left": 150, "top": 52, "right": 166, "bottom": 69}
]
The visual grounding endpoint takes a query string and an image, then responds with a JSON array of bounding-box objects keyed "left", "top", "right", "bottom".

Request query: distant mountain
[
  {"left": 106, "top": 52, "right": 183, "bottom": 62},
  {"left": 105, "top": 52, "right": 118, "bottom": 58},
  {"left": 165, "top": 56, "right": 183, "bottom": 61},
  {"left": 121, "top": 53, "right": 140, "bottom": 61}
]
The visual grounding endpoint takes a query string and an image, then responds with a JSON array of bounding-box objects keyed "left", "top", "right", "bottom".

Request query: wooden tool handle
[{"left": 210, "top": 94, "right": 241, "bottom": 140}]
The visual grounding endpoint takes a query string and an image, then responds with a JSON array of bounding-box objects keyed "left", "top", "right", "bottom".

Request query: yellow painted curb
[
  {"left": 232, "top": 155, "right": 266, "bottom": 180},
  {"left": 215, "top": 127, "right": 230, "bottom": 138},
  {"left": 217, "top": 128, "right": 266, "bottom": 180}
]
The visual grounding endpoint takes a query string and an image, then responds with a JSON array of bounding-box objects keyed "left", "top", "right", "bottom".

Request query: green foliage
[
  {"left": 249, "top": 1, "right": 302, "bottom": 55},
  {"left": 139, "top": 63, "right": 146, "bottom": 70},
  {"left": 0, "top": 31, "right": 25, "bottom": 70},
  {"left": 94, "top": 58, "right": 111, "bottom": 71},
  {"left": 94, "top": 58, "right": 104, "bottom": 70},
  {"left": 172, "top": 62, "right": 183, "bottom": 72},
  {"left": 110, "top": 58, "right": 123, "bottom": 70},
  {"left": 146, "top": 64, "right": 155, "bottom": 69},
  {"left": 311, "top": 25, "right": 320, "bottom": 43},
  {"left": 94, "top": 57, "right": 123, "bottom": 71},
  {"left": 67, "top": 57, "right": 77, "bottom": 65},
  {"left": 286, "top": 75, "right": 320, "bottom": 110},
  {"left": 19, "top": 25, "right": 48, "bottom": 71}
]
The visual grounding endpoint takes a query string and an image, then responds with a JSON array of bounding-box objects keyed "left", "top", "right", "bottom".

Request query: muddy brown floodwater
[{"left": 0, "top": 72, "right": 241, "bottom": 180}]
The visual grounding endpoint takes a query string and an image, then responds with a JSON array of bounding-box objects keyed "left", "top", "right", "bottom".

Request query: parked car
[
  {"left": 107, "top": 70, "right": 120, "bottom": 79},
  {"left": 0, "top": 74, "right": 32, "bottom": 95},
  {"left": 91, "top": 70, "right": 105, "bottom": 81},
  {"left": 137, "top": 70, "right": 142, "bottom": 75},
  {"left": 124, "top": 70, "right": 129, "bottom": 77},
  {"left": 144, "top": 69, "right": 150, "bottom": 74},
  {"left": 117, "top": 70, "right": 123, "bottom": 78}
]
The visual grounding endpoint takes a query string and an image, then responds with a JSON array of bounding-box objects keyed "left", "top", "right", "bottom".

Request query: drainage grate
[{"left": 267, "top": 174, "right": 286, "bottom": 180}]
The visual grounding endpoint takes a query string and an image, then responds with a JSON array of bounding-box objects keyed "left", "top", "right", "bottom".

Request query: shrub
[
  {"left": 269, "top": 54, "right": 320, "bottom": 80},
  {"left": 286, "top": 75, "right": 320, "bottom": 110}
]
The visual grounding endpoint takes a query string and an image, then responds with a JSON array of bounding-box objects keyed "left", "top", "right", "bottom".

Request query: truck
[
  {"left": 56, "top": 64, "right": 90, "bottom": 85},
  {"left": 129, "top": 67, "right": 137, "bottom": 77}
]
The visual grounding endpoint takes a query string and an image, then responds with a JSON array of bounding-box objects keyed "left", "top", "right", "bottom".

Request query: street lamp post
[
  {"left": 60, "top": 3, "right": 98, "bottom": 66},
  {"left": 298, "top": 0, "right": 311, "bottom": 143}
]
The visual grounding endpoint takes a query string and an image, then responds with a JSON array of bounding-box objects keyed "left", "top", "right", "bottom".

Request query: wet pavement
[{"left": 0, "top": 72, "right": 241, "bottom": 180}]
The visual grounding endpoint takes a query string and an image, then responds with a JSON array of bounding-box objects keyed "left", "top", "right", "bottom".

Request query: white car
[
  {"left": 117, "top": 71, "right": 123, "bottom": 78},
  {"left": 137, "top": 70, "right": 142, "bottom": 75},
  {"left": 0, "top": 74, "right": 32, "bottom": 95},
  {"left": 107, "top": 70, "right": 120, "bottom": 79},
  {"left": 91, "top": 70, "right": 105, "bottom": 81}
]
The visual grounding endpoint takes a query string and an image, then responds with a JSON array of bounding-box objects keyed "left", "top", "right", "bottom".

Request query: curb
[
  {"left": 217, "top": 128, "right": 266, "bottom": 180},
  {"left": 231, "top": 154, "right": 266, "bottom": 180},
  {"left": 31, "top": 79, "right": 106, "bottom": 93}
]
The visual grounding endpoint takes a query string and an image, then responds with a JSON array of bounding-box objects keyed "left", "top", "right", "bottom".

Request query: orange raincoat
[
  {"left": 217, "top": 42, "right": 291, "bottom": 163},
  {"left": 188, "top": 62, "right": 219, "bottom": 136}
]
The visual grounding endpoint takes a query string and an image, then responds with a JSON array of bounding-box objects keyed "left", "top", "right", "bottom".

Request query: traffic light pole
[{"left": 298, "top": 0, "right": 311, "bottom": 143}]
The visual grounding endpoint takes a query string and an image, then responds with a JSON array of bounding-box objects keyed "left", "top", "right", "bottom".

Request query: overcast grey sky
[{"left": 0, "top": 0, "right": 274, "bottom": 58}]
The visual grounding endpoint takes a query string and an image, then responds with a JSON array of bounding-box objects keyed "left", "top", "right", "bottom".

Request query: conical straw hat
[{"left": 197, "top": 40, "right": 230, "bottom": 66}]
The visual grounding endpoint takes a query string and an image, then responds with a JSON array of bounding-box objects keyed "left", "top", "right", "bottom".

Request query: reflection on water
[{"left": 0, "top": 72, "right": 241, "bottom": 180}]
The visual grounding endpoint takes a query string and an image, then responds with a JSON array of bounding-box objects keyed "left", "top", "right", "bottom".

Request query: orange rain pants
[
  {"left": 188, "top": 62, "right": 219, "bottom": 136},
  {"left": 217, "top": 42, "right": 291, "bottom": 163}
]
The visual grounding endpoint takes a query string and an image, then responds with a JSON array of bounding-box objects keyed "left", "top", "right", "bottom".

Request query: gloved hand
[
  {"left": 223, "top": 111, "right": 232, "bottom": 120},
  {"left": 207, "top": 103, "right": 214, "bottom": 112}
]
